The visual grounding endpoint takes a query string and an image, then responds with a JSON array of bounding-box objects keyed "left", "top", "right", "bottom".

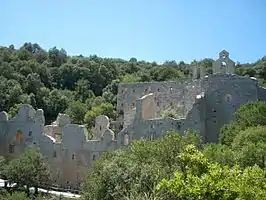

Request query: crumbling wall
[
  {"left": 182, "top": 93, "right": 204, "bottom": 136},
  {"left": 117, "top": 92, "right": 186, "bottom": 145},
  {"left": 117, "top": 117, "right": 185, "bottom": 146},
  {"left": 118, "top": 73, "right": 261, "bottom": 145},
  {"left": 44, "top": 113, "right": 71, "bottom": 142},
  {"left": 203, "top": 74, "right": 258, "bottom": 143},
  {"left": 0, "top": 104, "right": 118, "bottom": 189},
  {"left": 116, "top": 80, "right": 203, "bottom": 131},
  {"left": 92, "top": 115, "right": 111, "bottom": 140},
  {"left": 2, "top": 104, "right": 45, "bottom": 159},
  {"left": 116, "top": 81, "right": 186, "bottom": 130},
  {"left": 134, "top": 93, "right": 156, "bottom": 121},
  {"left": 192, "top": 63, "right": 205, "bottom": 79},
  {"left": 0, "top": 111, "right": 8, "bottom": 155},
  {"left": 52, "top": 115, "right": 117, "bottom": 188}
]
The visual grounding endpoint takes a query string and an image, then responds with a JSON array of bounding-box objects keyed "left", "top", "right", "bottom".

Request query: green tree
[
  {"left": 81, "top": 131, "right": 200, "bottom": 200},
  {"left": 203, "top": 143, "right": 236, "bottom": 167},
  {"left": 65, "top": 100, "right": 87, "bottom": 124},
  {"left": 231, "top": 125, "right": 266, "bottom": 168},
  {"left": 220, "top": 101, "right": 266, "bottom": 145},
  {"left": 158, "top": 146, "right": 266, "bottom": 200},
  {"left": 5, "top": 147, "right": 51, "bottom": 196}
]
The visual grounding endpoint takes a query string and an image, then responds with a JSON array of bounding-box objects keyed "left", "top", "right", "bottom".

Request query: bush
[{"left": 81, "top": 131, "right": 201, "bottom": 200}]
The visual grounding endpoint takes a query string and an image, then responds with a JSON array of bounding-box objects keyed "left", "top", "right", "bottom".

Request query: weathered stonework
[
  {"left": 0, "top": 50, "right": 266, "bottom": 190},
  {"left": 116, "top": 50, "right": 265, "bottom": 145},
  {"left": 0, "top": 105, "right": 117, "bottom": 190},
  {"left": 213, "top": 50, "right": 235, "bottom": 74}
]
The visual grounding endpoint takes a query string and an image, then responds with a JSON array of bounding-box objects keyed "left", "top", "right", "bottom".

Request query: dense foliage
[
  {"left": 81, "top": 101, "right": 266, "bottom": 200},
  {"left": 1, "top": 43, "right": 266, "bottom": 132},
  {"left": 0, "top": 148, "right": 71, "bottom": 200}
]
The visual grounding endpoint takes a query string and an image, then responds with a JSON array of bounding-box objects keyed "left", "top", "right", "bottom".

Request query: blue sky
[{"left": 1, "top": 0, "right": 266, "bottom": 63}]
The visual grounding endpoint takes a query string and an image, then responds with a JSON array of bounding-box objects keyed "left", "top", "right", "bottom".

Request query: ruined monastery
[{"left": 1, "top": 50, "right": 266, "bottom": 190}]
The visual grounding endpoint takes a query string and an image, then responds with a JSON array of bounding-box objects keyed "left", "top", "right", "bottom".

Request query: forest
[{"left": 0, "top": 43, "right": 266, "bottom": 199}]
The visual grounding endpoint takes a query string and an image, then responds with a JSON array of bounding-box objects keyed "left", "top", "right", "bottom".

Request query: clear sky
[{"left": 1, "top": 0, "right": 266, "bottom": 63}]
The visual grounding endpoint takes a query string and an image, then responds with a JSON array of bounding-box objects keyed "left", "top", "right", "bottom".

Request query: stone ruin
[
  {"left": 0, "top": 106, "right": 117, "bottom": 190},
  {"left": 1, "top": 50, "right": 266, "bottom": 190}
]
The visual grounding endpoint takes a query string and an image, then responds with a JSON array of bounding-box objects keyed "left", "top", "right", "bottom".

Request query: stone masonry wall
[
  {"left": 116, "top": 79, "right": 203, "bottom": 132},
  {"left": 117, "top": 73, "right": 263, "bottom": 146},
  {"left": 0, "top": 105, "right": 117, "bottom": 189}
]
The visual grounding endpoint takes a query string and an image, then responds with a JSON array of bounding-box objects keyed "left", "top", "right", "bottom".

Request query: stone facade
[
  {"left": 0, "top": 106, "right": 117, "bottom": 190},
  {"left": 1, "top": 50, "right": 266, "bottom": 190},
  {"left": 116, "top": 50, "right": 266, "bottom": 144}
]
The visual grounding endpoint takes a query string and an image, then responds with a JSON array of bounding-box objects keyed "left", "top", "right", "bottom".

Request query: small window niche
[
  {"left": 225, "top": 94, "right": 232, "bottom": 102},
  {"left": 212, "top": 117, "right": 217, "bottom": 123},
  {"left": 92, "top": 155, "right": 96, "bottom": 161},
  {"left": 119, "top": 109, "right": 124, "bottom": 115},
  {"left": 53, "top": 151, "right": 57, "bottom": 158},
  {"left": 119, "top": 123, "right": 123, "bottom": 130},
  {"left": 170, "top": 101, "right": 173, "bottom": 107},
  {"left": 8, "top": 144, "right": 14, "bottom": 153},
  {"left": 28, "top": 131, "right": 32, "bottom": 137},
  {"left": 72, "top": 153, "right": 75, "bottom": 160}
]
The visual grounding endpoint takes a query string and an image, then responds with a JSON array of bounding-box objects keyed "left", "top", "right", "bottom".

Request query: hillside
[{"left": 1, "top": 42, "right": 266, "bottom": 128}]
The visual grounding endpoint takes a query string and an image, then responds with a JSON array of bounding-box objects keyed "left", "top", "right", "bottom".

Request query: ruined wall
[
  {"left": 116, "top": 81, "right": 187, "bottom": 130},
  {"left": 203, "top": 74, "right": 259, "bottom": 143},
  {"left": 0, "top": 105, "right": 117, "bottom": 189},
  {"left": 213, "top": 50, "right": 235, "bottom": 74},
  {"left": 117, "top": 92, "right": 186, "bottom": 146},
  {"left": 0, "top": 105, "right": 45, "bottom": 160},
  {"left": 43, "top": 113, "right": 71, "bottom": 142},
  {"left": 117, "top": 117, "right": 185, "bottom": 147},
  {"left": 116, "top": 79, "right": 203, "bottom": 132},
  {"left": 135, "top": 93, "right": 156, "bottom": 121},
  {"left": 182, "top": 93, "right": 205, "bottom": 137},
  {"left": 0, "top": 111, "right": 8, "bottom": 156},
  {"left": 192, "top": 63, "right": 205, "bottom": 79},
  {"left": 117, "top": 72, "right": 264, "bottom": 145}
]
